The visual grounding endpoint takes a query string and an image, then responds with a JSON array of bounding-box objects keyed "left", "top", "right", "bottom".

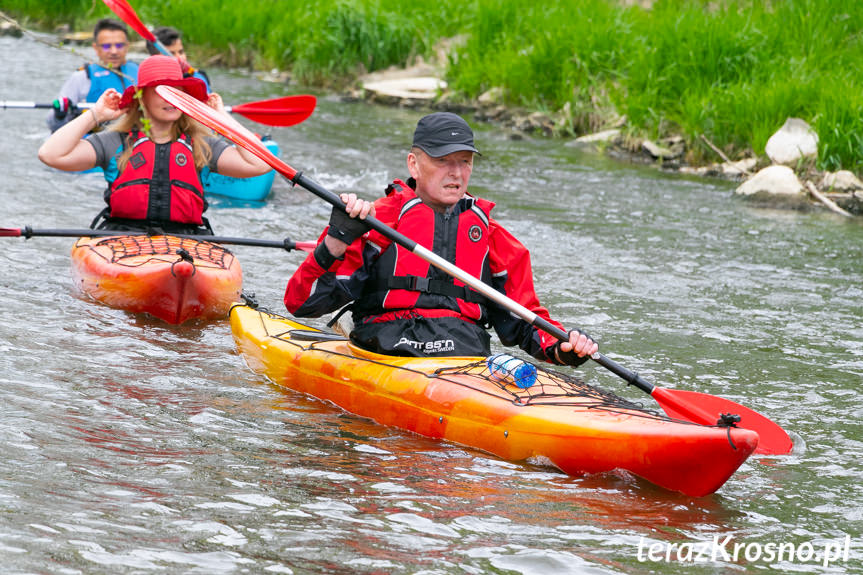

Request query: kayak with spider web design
[
  {"left": 230, "top": 304, "right": 758, "bottom": 496},
  {"left": 71, "top": 234, "right": 242, "bottom": 324}
]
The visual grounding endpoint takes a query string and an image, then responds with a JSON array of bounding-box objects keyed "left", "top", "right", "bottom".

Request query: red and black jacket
[{"left": 284, "top": 179, "right": 569, "bottom": 363}]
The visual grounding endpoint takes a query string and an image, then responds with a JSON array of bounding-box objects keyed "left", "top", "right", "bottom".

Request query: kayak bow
[{"left": 72, "top": 234, "right": 242, "bottom": 323}]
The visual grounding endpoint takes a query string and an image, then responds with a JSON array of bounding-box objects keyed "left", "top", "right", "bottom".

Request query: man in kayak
[
  {"left": 38, "top": 54, "right": 270, "bottom": 235},
  {"left": 146, "top": 26, "right": 211, "bottom": 92},
  {"left": 284, "top": 112, "right": 598, "bottom": 365},
  {"left": 48, "top": 18, "right": 139, "bottom": 132}
]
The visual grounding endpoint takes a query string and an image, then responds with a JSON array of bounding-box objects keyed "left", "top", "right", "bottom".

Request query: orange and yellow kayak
[
  {"left": 230, "top": 304, "right": 758, "bottom": 496},
  {"left": 71, "top": 235, "right": 242, "bottom": 324}
]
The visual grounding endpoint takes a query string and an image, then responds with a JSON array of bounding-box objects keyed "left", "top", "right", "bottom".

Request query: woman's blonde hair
[{"left": 111, "top": 89, "right": 213, "bottom": 171}]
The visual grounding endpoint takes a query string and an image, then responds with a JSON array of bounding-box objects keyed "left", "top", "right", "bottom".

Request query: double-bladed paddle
[
  {"left": 0, "top": 95, "right": 316, "bottom": 128},
  {"left": 0, "top": 226, "right": 315, "bottom": 253},
  {"left": 102, "top": 0, "right": 172, "bottom": 56},
  {"left": 155, "top": 84, "right": 794, "bottom": 456}
]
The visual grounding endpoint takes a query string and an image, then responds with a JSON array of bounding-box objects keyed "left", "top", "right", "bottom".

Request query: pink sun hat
[{"left": 119, "top": 54, "right": 208, "bottom": 109}]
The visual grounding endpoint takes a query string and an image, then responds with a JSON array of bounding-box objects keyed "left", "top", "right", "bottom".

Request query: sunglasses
[{"left": 99, "top": 42, "right": 127, "bottom": 50}]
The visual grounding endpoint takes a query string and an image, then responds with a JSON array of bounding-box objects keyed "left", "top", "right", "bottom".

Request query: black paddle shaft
[
  {"left": 11, "top": 227, "right": 304, "bottom": 252},
  {"left": 532, "top": 314, "right": 656, "bottom": 394}
]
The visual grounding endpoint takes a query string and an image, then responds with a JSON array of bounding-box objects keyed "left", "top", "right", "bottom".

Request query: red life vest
[
  {"left": 107, "top": 131, "right": 206, "bottom": 225},
  {"left": 356, "top": 182, "right": 493, "bottom": 323}
]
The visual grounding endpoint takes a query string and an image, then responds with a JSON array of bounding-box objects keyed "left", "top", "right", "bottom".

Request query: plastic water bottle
[{"left": 487, "top": 353, "right": 537, "bottom": 389}]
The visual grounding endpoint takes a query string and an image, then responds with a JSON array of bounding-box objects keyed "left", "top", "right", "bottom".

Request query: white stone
[
  {"left": 478, "top": 86, "right": 504, "bottom": 105},
  {"left": 821, "top": 170, "right": 863, "bottom": 192},
  {"left": 642, "top": 139, "right": 678, "bottom": 160},
  {"left": 735, "top": 165, "right": 805, "bottom": 199},
  {"left": 361, "top": 77, "right": 446, "bottom": 100},
  {"left": 569, "top": 129, "right": 620, "bottom": 146},
  {"left": 765, "top": 118, "right": 819, "bottom": 165}
]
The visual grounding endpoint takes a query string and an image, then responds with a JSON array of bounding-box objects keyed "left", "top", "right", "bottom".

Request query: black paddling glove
[
  {"left": 327, "top": 205, "right": 371, "bottom": 245},
  {"left": 550, "top": 329, "right": 594, "bottom": 367}
]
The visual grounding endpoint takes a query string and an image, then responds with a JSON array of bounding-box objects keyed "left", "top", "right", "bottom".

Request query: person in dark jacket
[{"left": 285, "top": 112, "right": 597, "bottom": 365}]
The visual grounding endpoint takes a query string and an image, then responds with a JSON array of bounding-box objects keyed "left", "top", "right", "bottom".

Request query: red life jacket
[
  {"left": 107, "top": 131, "right": 206, "bottom": 225},
  {"left": 355, "top": 182, "right": 493, "bottom": 323}
]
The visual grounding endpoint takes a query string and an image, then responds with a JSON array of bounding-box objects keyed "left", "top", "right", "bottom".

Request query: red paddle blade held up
[
  {"left": 226, "top": 95, "right": 317, "bottom": 128},
  {"left": 102, "top": 0, "right": 157, "bottom": 42},
  {"left": 101, "top": 0, "right": 187, "bottom": 56},
  {"left": 157, "top": 86, "right": 299, "bottom": 179}
]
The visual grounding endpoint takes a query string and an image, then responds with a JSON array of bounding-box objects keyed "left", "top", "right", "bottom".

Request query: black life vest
[{"left": 106, "top": 131, "right": 206, "bottom": 225}]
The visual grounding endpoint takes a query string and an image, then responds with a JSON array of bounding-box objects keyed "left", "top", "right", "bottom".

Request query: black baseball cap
[{"left": 411, "top": 112, "right": 481, "bottom": 157}]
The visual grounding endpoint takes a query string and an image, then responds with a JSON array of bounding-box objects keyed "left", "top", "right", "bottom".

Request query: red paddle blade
[
  {"left": 652, "top": 387, "right": 793, "bottom": 455},
  {"left": 229, "top": 95, "right": 316, "bottom": 127},
  {"left": 0, "top": 228, "right": 23, "bottom": 237},
  {"left": 295, "top": 241, "right": 316, "bottom": 253},
  {"left": 102, "top": 0, "right": 156, "bottom": 42},
  {"left": 156, "top": 86, "right": 298, "bottom": 180}
]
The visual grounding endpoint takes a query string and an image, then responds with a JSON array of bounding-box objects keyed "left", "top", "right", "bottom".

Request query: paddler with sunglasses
[{"left": 48, "top": 18, "right": 139, "bottom": 132}]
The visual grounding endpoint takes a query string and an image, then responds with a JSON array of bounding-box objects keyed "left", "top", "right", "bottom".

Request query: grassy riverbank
[{"left": 7, "top": 0, "right": 862, "bottom": 173}]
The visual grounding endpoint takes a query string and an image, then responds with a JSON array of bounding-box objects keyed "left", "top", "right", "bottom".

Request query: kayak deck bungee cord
[{"left": 71, "top": 234, "right": 242, "bottom": 324}]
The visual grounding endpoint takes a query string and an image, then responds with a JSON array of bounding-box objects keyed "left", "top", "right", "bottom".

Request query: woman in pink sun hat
[{"left": 39, "top": 55, "right": 270, "bottom": 235}]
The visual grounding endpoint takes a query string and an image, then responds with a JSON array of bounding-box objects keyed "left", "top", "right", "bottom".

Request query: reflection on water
[{"left": 2, "top": 34, "right": 863, "bottom": 574}]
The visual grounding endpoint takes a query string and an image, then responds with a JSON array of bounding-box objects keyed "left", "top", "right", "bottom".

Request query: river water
[{"left": 2, "top": 34, "right": 862, "bottom": 574}]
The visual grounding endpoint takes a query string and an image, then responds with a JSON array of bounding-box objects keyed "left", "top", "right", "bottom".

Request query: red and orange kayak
[
  {"left": 230, "top": 304, "right": 758, "bottom": 496},
  {"left": 71, "top": 235, "right": 242, "bottom": 324}
]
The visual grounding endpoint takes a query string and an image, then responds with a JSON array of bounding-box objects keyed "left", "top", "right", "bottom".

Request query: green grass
[{"left": 5, "top": 0, "right": 863, "bottom": 172}]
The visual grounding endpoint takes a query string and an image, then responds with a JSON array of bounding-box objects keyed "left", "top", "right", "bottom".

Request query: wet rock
[
  {"left": 679, "top": 158, "right": 755, "bottom": 180},
  {"left": 821, "top": 170, "right": 863, "bottom": 192},
  {"left": 361, "top": 76, "right": 446, "bottom": 102},
  {"left": 765, "top": 118, "right": 818, "bottom": 165},
  {"left": 642, "top": 138, "right": 683, "bottom": 160},
  {"left": 0, "top": 20, "right": 22, "bottom": 37},
  {"left": 478, "top": 87, "right": 504, "bottom": 106},
  {"left": 721, "top": 158, "right": 757, "bottom": 178},
  {"left": 735, "top": 165, "right": 808, "bottom": 206},
  {"left": 568, "top": 129, "right": 621, "bottom": 148},
  {"left": 475, "top": 105, "right": 508, "bottom": 122}
]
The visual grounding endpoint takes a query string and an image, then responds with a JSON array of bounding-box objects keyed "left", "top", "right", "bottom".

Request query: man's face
[
  {"left": 408, "top": 149, "right": 474, "bottom": 213},
  {"left": 164, "top": 39, "right": 188, "bottom": 66},
  {"left": 93, "top": 29, "right": 129, "bottom": 68}
]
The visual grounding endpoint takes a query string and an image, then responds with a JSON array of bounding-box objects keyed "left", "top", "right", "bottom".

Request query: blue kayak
[
  {"left": 201, "top": 137, "right": 280, "bottom": 202},
  {"left": 77, "top": 137, "right": 280, "bottom": 203}
]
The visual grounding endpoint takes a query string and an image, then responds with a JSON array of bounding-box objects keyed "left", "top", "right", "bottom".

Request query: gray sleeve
[
  {"left": 85, "top": 131, "right": 125, "bottom": 170},
  {"left": 207, "top": 136, "right": 230, "bottom": 172},
  {"left": 47, "top": 70, "right": 91, "bottom": 132}
]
